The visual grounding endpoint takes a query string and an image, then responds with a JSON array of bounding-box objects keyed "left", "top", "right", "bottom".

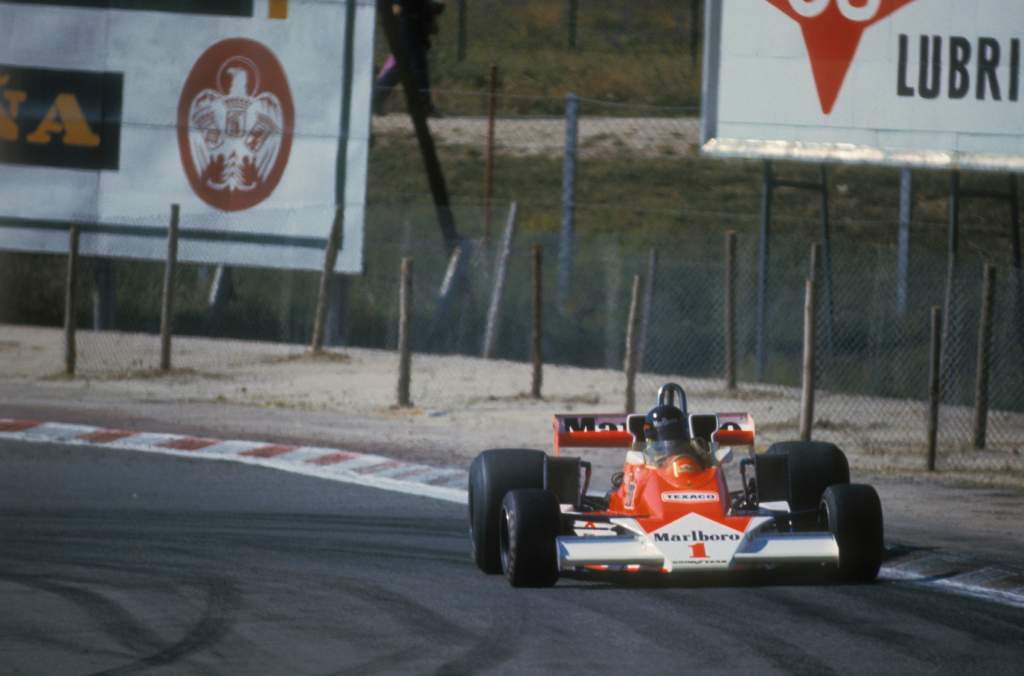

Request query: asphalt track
[{"left": 2, "top": 441, "right": 1024, "bottom": 675}]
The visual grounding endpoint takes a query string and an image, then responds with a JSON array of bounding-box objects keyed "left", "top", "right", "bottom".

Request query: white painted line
[
  {"left": 21, "top": 422, "right": 98, "bottom": 442},
  {"left": 199, "top": 440, "right": 267, "bottom": 456}
]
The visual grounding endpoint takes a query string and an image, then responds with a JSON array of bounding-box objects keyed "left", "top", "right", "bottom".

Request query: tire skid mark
[
  {"left": 658, "top": 586, "right": 838, "bottom": 676},
  {"left": 0, "top": 573, "right": 167, "bottom": 656},
  {"left": 755, "top": 585, "right": 940, "bottom": 667},
  {"left": 432, "top": 589, "right": 528, "bottom": 676},
  {"left": 87, "top": 576, "right": 240, "bottom": 676}
]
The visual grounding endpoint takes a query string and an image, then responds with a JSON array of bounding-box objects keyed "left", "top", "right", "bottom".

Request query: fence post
[
  {"left": 798, "top": 277, "right": 817, "bottom": 441},
  {"left": 310, "top": 208, "right": 344, "bottom": 353},
  {"left": 531, "top": 245, "right": 543, "bottom": 399},
  {"left": 456, "top": 0, "right": 467, "bottom": 61},
  {"left": 160, "top": 204, "right": 179, "bottom": 372},
  {"left": 724, "top": 232, "right": 736, "bottom": 390},
  {"left": 64, "top": 223, "right": 79, "bottom": 377},
  {"left": 690, "top": 0, "right": 700, "bottom": 66},
  {"left": 623, "top": 274, "right": 642, "bottom": 413},
  {"left": 92, "top": 259, "right": 115, "bottom": 330},
  {"left": 973, "top": 264, "right": 996, "bottom": 449},
  {"left": 896, "top": 168, "right": 913, "bottom": 316},
  {"left": 566, "top": 0, "right": 578, "bottom": 49},
  {"left": 397, "top": 257, "right": 414, "bottom": 407},
  {"left": 482, "top": 202, "right": 517, "bottom": 358},
  {"left": 558, "top": 92, "right": 578, "bottom": 307},
  {"left": 927, "top": 306, "right": 942, "bottom": 471},
  {"left": 637, "top": 248, "right": 657, "bottom": 372},
  {"left": 483, "top": 64, "right": 498, "bottom": 247}
]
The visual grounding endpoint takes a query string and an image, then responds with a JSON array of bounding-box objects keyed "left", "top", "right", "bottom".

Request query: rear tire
[
  {"left": 767, "top": 441, "right": 849, "bottom": 512},
  {"left": 500, "top": 489, "right": 561, "bottom": 587},
  {"left": 821, "top": 484, "right": 883, "bottom": 583},
  {"left": 468, "top": 449, "right": 545, "bottom": 574}
]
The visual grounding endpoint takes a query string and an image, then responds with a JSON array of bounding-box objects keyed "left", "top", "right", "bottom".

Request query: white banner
[
  {"left": 0, "top": 0, "right": 373, "bottom": 272},
  {"left": 702, "top": 0, "right": 1024, "bottom": 171}
]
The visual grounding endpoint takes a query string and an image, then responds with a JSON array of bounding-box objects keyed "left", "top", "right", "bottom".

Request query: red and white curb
[{"left": 0, "top": 419, "right": 468, "bottom": 504}]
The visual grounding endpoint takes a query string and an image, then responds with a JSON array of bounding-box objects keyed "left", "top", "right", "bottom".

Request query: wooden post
[
  {"left": 927, "top": 306, "right": 942, "bottom": 471},
  {"left": 310, "top": 208, "right": 343, "bottom": 353},
  {"left": 483, "top": 64, "right": 498, "bottom": 247},
  {"left": 808, "top": 241, "right": 820, "bottom": 284},
  {"left": 798, "top": 278, "right": 817, "bottom": 441},
  {"left": 531, "top": 245, "right": 543, "bottom": 399},
  {"left": 623, "top": 274, "right": 642, "bottom": 413},
  {"left": 64, "top": 223, "right": 79, "bottom": 376},
  {"left": 637, "top": 248, "right": 657, "bottom": 372},
  {"left": 160, "top": 204, "right": 179, "bottom": 372},
  {"left": 456, "top": 0, "right": 467, "bottom": 61},
  {"left": 724, "top": 232, "right": 736, "bottom": 390},
  {"left": 566, "top": 0, "right": 578, "bottom": 49},
  {"left": 482, "top": 202, "right": 517, "bottom": 358},
  {"left": 397, "top": 257, "right": 414, "bottom": 407},
  {"left": 973, "top": 265, "right": 997, "bottom": 449}
]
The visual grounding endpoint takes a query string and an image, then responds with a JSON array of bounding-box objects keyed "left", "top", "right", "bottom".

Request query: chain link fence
[{"left": 2, "top": 84, "right": 1022, "bottom": 475}]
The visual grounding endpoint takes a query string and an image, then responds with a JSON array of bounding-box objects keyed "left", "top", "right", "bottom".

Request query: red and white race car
[{"left": 468, "top": 383, "right": 883, "bottom": 587}]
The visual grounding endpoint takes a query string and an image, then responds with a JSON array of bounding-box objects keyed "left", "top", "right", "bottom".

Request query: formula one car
[{"left": 468, "top": 383, "right": 883, "bottom": 587}]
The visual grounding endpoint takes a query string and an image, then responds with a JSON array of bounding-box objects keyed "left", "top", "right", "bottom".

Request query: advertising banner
[
  {"left": 0, "top": 0, "right": 373, "bottom": 272},
  {"left": 702, "top": 0, "right": 1024, "bottom": 171}
]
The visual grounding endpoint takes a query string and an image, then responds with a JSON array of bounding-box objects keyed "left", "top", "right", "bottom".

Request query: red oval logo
[{"left": 177, "top": 38, "right": 294, "bottom": 212}]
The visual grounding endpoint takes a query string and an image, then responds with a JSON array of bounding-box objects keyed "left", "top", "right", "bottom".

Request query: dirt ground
[{"left": 1, "top": 324, "right": 1021, "bottom": 485}]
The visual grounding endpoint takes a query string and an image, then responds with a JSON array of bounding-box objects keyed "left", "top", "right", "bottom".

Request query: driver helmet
[{"left": 644, "top": 404, "right": 690, "bottom": 461}]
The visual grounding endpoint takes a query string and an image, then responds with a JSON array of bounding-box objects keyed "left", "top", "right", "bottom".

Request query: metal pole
[
  {"left": 483, "top": 64, "right": 498, "bottom": 247},
  {"left": 64, "top": 223, "right": 79, "bottom": 377},
  {"left": 819, "top": 165, "right": 835, "bottom": 357},
  {"left": 397, "top": 257, "right": 414, "bottom": 407},
  {"left": 558, "top": 92, "right": 579, "bottom": 307},
  {"left": 457, "top": 0, "right": 467, "bottom": 62},
  {"left": 160, "top": 204, "right": 179, "bottom": 372},
  {"left": 927, "top": 306, "right": 942, "bottom": 471},
  {"left": 972, "top": 265, "right": 996, "bottom": 449},
  {"left": 756, "top": 160, "right": 773, "bottom": 381},
  {"left": 624, "top": 274, "right": 642, "bottom": 414},
  {"left": 310, "top": 208, "right": 343, "bottom": 353},
  {"left": 531, "top": 245, "right": 543, "bottom": 399},
  {"left": 799, "top": 278, "right": 817, "bottom": 441},
  {"left": 896, "top": 168, "right": 913, "bottom": 316},
  {"left": 482, "top": 202, "right": 517, "bottom": 358},
  {"left": 724, "top": 232, "right": 736, "bottom": 390}
]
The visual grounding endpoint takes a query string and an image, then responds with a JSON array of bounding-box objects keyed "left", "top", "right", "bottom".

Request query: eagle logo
[{"left": 177, "top": 39, "right": 294, "bottom": 212}]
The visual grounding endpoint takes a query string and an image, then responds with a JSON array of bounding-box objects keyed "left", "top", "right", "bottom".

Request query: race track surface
[{"left": 2, "top": 440, "right": 1023, "bottom": 675}]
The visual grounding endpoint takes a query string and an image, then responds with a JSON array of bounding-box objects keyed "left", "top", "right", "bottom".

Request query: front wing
[{"left": 557, "top": 514, "right": 838, "bottom": 573}]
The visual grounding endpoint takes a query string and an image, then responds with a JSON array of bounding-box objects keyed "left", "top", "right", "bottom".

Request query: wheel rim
[{"left": 499, "top": 507, "right": 512, "bottom": 573}]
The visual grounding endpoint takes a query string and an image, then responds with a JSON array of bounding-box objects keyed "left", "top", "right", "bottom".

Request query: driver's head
[{"left": 644, "top": 404, "right": 690, "bottom": 460}]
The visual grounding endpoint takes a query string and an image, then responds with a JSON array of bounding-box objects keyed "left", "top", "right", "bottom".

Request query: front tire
[
  {"left": 468, "top": 449, "right": 545, "bottom": 574},
  {"left": 767, "top": 441, "right": 850, "bottom": 512},
  {"left": 821, "top": 484, "right": 884, "bottom": 583},
  {"left": 500, "top": 489, "right": 561, "bottom": 587}
]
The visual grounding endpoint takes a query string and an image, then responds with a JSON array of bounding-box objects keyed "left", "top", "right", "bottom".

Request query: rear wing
[{"left": 552, "top": 412, "right": 755, "bottom": 455}]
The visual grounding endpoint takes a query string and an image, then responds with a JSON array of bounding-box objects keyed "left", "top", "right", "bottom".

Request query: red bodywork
[{"left": 606, "top": 457, "right": 752, "bottom": 536}]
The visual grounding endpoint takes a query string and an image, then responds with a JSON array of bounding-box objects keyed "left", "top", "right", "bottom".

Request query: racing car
[{"left": 468, "top": 383, "right": 883, "bottom": 587}]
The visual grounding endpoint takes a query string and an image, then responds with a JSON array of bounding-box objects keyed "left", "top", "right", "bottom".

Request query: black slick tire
[
  {"left": 767, "top": 441, "right": 850, "bottom": 512},
  {"left": 821, "top": 484, "right": 884, "bottom": 583},
  {"left": 500, "top": 489, "right": 561, "bottom": 587},
  {"left": 468, "top": 448, "right": 545, "bottom": 574}
]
